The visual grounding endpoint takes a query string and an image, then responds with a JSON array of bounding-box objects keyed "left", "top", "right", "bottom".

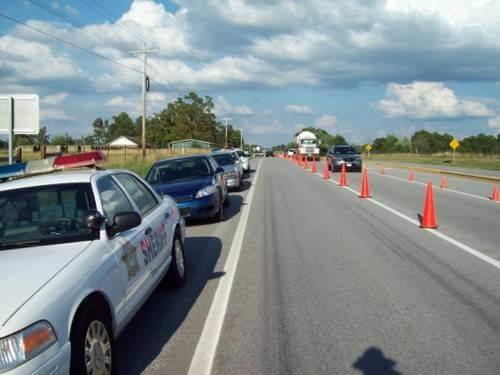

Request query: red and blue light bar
[{"left": 0, "top": 151, "right": 106, "bottom": 181}]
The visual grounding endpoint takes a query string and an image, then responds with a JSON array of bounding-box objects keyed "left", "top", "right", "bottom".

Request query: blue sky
[{"left": 1, "top": 0, "right": 500, "bottom": 146}]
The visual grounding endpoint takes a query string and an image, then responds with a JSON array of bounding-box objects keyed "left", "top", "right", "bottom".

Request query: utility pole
[
  {"left": 239, "top": 128, "right": 243, "bottom": 149},
  {"left": 129, "top": 43, "right": 158, "bottom": 158},
  {"left": 222, "top": 117, "right": 232, "bottom": 149}
]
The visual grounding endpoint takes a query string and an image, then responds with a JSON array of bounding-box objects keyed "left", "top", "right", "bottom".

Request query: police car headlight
[
  {"left": 0, "top": 321, "right": 56, "bottom": 372},
  {"left": 195, "top": 185, "right": 217, "bottom": 198}
]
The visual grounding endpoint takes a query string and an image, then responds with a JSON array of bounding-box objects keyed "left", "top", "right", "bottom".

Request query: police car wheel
[
  {"left": 167, "top": 235, "right": 186, "bottom": 287},
  {"left": 70, "top": 305, "right": 113, "bottom": 375}
]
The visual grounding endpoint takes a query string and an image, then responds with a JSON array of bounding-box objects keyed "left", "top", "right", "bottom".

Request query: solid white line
[
  {"left": 365, "top": 167, "right": 492, "bottom": 202},
  {"left": 187, "top": 158, "right": 263, "bottom": 375},
  {"left": 313, "top": 171, "right": 500, "bottom": 270}
]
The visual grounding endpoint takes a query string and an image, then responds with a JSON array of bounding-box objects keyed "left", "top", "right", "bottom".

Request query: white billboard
[{"left": 0, "top": 94, "right": 39, "bottom": 135}]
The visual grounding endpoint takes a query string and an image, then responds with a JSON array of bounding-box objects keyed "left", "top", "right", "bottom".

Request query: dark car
[
  {"left": 326, "top": 145, "right": 362, "bottom": 172},
  {"left": 146, "top": 155, "right": 228, "bottom": 221},
  {"left": 265, "top": 150, "right": 274, "bottom": 157}
]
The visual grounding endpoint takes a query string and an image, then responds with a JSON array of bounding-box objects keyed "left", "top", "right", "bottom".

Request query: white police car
[{"left": 0, "top": 152, "right": 186, "bottom": 374}]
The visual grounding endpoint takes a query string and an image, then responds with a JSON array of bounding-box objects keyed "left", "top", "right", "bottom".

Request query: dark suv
[{"left": 326, "top": 145, "right": 362, "bottom": 172}]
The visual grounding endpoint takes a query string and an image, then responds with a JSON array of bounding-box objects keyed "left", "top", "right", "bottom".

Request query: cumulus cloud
[
  {"left": 286, "top": 104, "right": 314, "bottom": 115},
  {"left": 488, "top": 116, "right": 500, "bottom": 130},
  {"left": 214, "top": 96, "right": 253, "bottom": 116},
  {"left": 41, "top": 92, "right": 68, "bottom": 105},
  {"left": 105, "top": 96, "right": 138, "bottom": 108},
  {"left": 315, "top": 115, "right": 338, "bottom": 129},
  {"left": 376, "top": 82, "right": 495, "bottom": 119}
]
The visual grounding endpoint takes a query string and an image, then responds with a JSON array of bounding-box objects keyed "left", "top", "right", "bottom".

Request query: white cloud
[
  {"left": 105, "top": 96, "right": 137, "bottom": 108},
  {"left": 41, "top": 92, "right": 69, "bottom": 105},
  {"left": 214, "top": 96, "right": 253, "bottom": 116},
  {"left": 40, "top": 108, "right": 74, "bottom": 120},
  {"left": 488, "top": 116, "right": 500, "bottom": 130},
  {"left": 377, "top": 82, "right": 495, "bottom": 119},
  {"left": 286, "top": 104, "right": 314, "bottom": 115},
  {"left": 315, "top": 115, "right": 338, "bottom": 129}
]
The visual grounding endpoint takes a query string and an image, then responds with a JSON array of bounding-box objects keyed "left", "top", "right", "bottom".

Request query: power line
[
  {"left": 29, "top": 0, "right": 145, "bottom": 64},
  {"left": 76, "top": 0, "right": 148, "bottom": 45},
  {"left": 0, "top": 11, "right": 144, "bottom": 75}
]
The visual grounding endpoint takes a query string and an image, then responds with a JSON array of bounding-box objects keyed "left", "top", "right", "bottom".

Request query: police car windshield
[
  {"left": 147, "top": 157, "right": 212, "bottom": 184},
  {"left": 0, "top": 183, "right": 96, "bottom": 250},
  {"left": 212, "top": 153, "right": 235, "bottom": 166}
]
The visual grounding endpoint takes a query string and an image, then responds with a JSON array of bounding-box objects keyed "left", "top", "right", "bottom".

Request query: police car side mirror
[
  {"left": 83, "top": 210, "right": 105, "bottom": 230},
  {"left": 109, "top": 211, "right": 141, "bottom": 236}
]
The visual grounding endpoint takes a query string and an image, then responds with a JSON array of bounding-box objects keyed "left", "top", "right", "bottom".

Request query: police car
[{"left": 0, "top": 152, "right": 186, "bottom": 374}]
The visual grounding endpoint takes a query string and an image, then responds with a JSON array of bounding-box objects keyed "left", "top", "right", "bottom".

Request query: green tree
[
  {"left": 51, "top": 133, "right": 74, "bottom": 145},
  {"left": 92, "top": 117, "right": 109, "bottom": 145},
  {"left": 108, "top": 112, "right": 136, "bottom": 140},
  {"left": 35, "top": 126, "right": 50, "bottom": 148}
]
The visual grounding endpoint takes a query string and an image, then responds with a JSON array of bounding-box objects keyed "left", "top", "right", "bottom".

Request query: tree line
[
  {"left": 6, "top": 92, "right": 243, "bottom": 149},
  {"left": 369, "top": 131, "right": 500, "bottom": 154}
]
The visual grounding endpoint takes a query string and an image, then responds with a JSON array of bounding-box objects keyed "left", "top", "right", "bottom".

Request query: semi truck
[{"left": 296, "top": 130, "right": 320, "bottom": 160}]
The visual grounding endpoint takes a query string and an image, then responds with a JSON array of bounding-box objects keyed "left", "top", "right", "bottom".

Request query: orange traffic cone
[
  {"left": 303, "top": 157, "right": 309, "bottom": 169},
  {"left": 408, "top": 171, "right": 415, "bottom": 181},
  {"left": 359, "top": 168, "right": 371, "bottom": 198},
  {"left": 440, "top": 176, "right": 448, "bottom": 189},
  {"left": 339, "top": 163, "right": 348, "bottom": 186},
  {"left": 490, "top": 185, "right": 500, "bottom": 201},
  {"left": 420, "top": 182, "right": 438, "bottom": 229},
  {"left": 380, "top": 167, "right": 385, "bottom": 174},
  {"left": 311, "top": 158, "right": 317, "bottom": 173},
  {"left": 322, "top": 160, "right": 330, "bottom": 180}
]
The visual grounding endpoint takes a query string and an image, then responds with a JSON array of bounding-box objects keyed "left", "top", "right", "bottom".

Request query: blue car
[{"left": 146, "top": 155, "right": 228, "bottom": 221}]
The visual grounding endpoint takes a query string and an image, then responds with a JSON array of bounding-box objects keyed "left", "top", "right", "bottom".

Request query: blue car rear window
[{"left": 147, "top": 158, "right": 212, "bottom": 184}]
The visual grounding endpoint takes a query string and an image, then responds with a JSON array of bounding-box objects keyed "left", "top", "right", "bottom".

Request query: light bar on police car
[{"left": 0, "top": 151, "right": 106, "bottom": 181}]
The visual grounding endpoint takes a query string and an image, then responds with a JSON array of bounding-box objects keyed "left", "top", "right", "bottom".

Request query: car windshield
[
  {"left": 334, "top": 147, "right": 357, "bottom": 155},
  {"left": 0, "top": 183, "right": 96, "bottom": 250},
  {"left": 212, "top": 154, "right": 235, "bottom": 166},
  {"left": 147, "top": 157, "right": 212, "bottom": 184}
]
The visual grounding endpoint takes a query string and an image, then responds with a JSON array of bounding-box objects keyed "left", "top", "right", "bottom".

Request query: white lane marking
[
  {"left": 365, "top": 167, "right": 492, "bottom": 202},
  {"left": 188, "top": 158, "right": 263, "bottom": 375},
  {"left": 313, "top": 171, "right": 500, "bottom": 270}
]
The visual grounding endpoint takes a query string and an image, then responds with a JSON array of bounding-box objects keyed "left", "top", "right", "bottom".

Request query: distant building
[
  {"left": 169, "top": 139, "right": 217, "bottom": 150},
  {"left": 108, "top": 136, "right": 139, "bottom": 148}
]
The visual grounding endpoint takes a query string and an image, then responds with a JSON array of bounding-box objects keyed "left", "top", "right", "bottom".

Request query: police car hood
[{"left": 0, "top": 241, "right": 91, "bottom": 326}]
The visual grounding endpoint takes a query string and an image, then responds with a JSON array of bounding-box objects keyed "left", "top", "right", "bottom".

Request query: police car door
[
  {"left": 96, "top": 175, "right": 151, "bottom": 314},
  {"left": 113, "top": 173, "right": 174, "bottom": 287}
]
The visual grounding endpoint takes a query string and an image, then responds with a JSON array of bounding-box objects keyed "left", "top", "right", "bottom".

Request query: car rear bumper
[{"left": 226, "top": 176, "right": 240, "bottom": 188}]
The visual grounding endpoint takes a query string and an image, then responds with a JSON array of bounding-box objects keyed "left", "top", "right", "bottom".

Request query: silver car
[
  {"left": 0, "top": 168, "right": 186, "bottom": 374},
  {"left": 235, "top": 149, "right": 250, "bottom": 173},
  {"left": 211, "top": 151, "right": 243, "bottom": 190}
]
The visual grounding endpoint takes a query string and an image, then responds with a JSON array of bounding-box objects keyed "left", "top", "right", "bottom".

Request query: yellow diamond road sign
[
  {"left": 449, "top": 139, "right": 460, "bottom": 150},
  {"left": 365, "top": 144, "right": 372, "bottom": 151}
]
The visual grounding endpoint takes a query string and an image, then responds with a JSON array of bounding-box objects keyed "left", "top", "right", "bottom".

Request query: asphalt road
[{"left": 116, "top": 157, "right": 500, "bottom": 374}]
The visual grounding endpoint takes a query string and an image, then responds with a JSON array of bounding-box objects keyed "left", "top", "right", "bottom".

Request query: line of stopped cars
[{"left": 0, "top": 148, "right": 250, "bottom": 374}]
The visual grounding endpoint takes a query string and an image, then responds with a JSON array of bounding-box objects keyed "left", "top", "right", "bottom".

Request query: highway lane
[
  {"left": 341, "top": 167, "right": 500, "bottom": 261},
  {"left": 114, "top": 158, "right": 263, "bottom": 374},
  {"left": 364, "top": 163, "right": 497, "bottom": 199},
  {"left": 212, "top": 158, "right": 500, "bottom": 374}
]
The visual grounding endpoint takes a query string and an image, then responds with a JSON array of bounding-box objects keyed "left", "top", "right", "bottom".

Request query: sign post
[
  {"left": 449, "top": 138, "right": 460, "bottom": 165},
  {"left": 0, "top": 94, "right": 39, "bottom": 165},
  {"left": 365, "top": 144, "right": 372, "bottom": 158}
]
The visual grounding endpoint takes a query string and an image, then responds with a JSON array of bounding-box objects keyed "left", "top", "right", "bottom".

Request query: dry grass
[{"left": 365, "top": 153, "right": 500, "bottom": 171}]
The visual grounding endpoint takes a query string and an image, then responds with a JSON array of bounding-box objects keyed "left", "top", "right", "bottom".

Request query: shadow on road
[
  {"left": 353, "top": 347, "right": 401, "bottom": 375},
  {"left": 115, "top": 236, "right": 223, "bottom": 374}
]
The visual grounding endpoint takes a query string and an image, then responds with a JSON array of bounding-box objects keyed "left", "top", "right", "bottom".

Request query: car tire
[
  {"left": 166, "top": 234, "right": 186, "bottom": 287},
  {"left": 70, "top": 304, "right": 114, "bottom": 375},
  {"left": 237, "top": 176, "right": 243, "bottom": 191}
]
